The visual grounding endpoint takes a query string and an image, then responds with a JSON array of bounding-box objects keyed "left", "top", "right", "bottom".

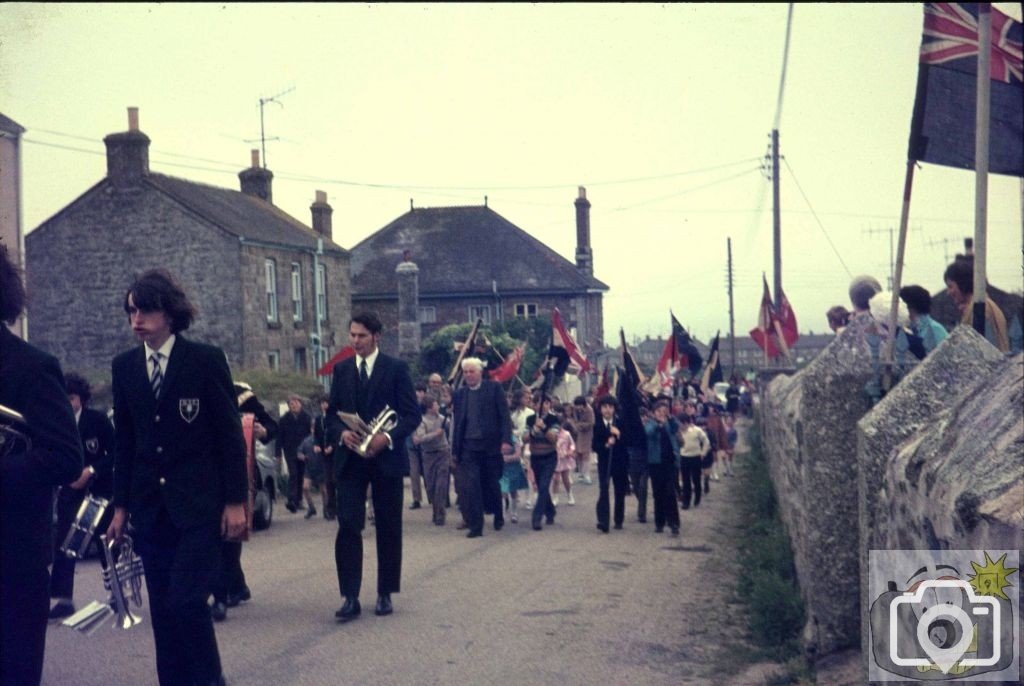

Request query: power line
[{"left": 782, "top": 157, "right": 854, "bottom": 279}]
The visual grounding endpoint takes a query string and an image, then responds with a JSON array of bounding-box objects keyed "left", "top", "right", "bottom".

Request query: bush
[{"left": 234, "top": 369, "right": 326, "bottom": 414}]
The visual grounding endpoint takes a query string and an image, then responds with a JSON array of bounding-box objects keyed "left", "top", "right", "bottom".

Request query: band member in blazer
[
  {"left": 49, "top": 372, "right": 116, "bottom": 619},
  {"left": 592, "top": 395, "right": 629, "bottom": 533},
  {"left": 325, "top": 312, "right": 420, "bottom": 623},
  {"left": 106, "top": 269, "right": 246, "bottom": 686},
  {"left": 450, "top": 357, "right": 513, "bottom": 537},
  {"left": 0, "top": 247, "right": 82, "bottom": 686}
]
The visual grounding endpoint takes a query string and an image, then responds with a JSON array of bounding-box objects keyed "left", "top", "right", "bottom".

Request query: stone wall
[{"left": 760, "top": 319, "right": 1023, "bottom": 671}]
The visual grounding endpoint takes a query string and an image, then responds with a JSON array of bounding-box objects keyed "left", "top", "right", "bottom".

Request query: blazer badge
[
  {"left": 179, "top": 398, "right": 200, "bottom": 424},
  {"left": 85, "top": 437, "right": 99, "bottom": 454}
]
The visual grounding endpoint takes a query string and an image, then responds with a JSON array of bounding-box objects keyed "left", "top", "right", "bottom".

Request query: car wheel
[{"left": 253, "top": 489, "right": 272, "bottom": 530}]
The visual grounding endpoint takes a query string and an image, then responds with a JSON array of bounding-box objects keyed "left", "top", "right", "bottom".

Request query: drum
[{"left": 59, "top": 493, "right": 110, "bottom": 559}]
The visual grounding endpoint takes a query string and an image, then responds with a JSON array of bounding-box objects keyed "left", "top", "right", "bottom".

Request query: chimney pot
[
  {"left": 250, "top": 149, "right": 260, "bottom": 169},
  {"left": 315, "top": 190, "right": 327, "bottom": 204},
  {"left": 574, "top": 186, "right": 593, "bottom": 277},
  {"left": 127, "top": 107, "right": 139, "bottom": 132},
  {"left": 578, "top": 186, "right": 586, "bottom": 200}
]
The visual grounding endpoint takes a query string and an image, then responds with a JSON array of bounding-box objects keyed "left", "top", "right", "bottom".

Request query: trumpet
[
  {"left": 0, "top": 403, "right": 31, "bottom": 458},
  {"left": 339, "top": 405, "right": 399, "bottom": 457}
]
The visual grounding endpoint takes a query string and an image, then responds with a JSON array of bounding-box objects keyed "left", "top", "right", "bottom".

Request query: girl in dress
[
  {"left": 551, "top": 406, "right": 577, "bottom": 506},
  {"left": 508, "top": 391, "right": 535, "bottom": 511}
]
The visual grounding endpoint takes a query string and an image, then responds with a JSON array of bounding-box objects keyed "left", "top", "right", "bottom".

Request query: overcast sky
[{"left": 2, "top": 3, "right": 1021, "bottom": 347}]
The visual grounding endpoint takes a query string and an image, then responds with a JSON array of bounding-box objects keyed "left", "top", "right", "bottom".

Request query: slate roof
[
  {"left": 145, "top": 174, "right": 347, "bottom": 254},
  {"left": 350, "top": 205, "right": 608, "bottom": 296}
]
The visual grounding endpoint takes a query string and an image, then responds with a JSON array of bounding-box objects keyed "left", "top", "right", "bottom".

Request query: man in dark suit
[
  {"left": 49, "top": 372, "right": 116, "bottom": 619},
  {"left": 107, "top": 269, "right": 247, "bottom": 686},
  {"left": 592, "top": 395, "right": 629, "bottom": 533},
  {"left": 277, "top": 394, "right": 312, "bottom": 513},
  {"left": 450, "top": 357, "right": 513, "bottom": 538},
  {"left": 0, "top": 247, "right": 83, "bottom": 686},
  {"left": 325, "top": 312, "right": 420, "bottom": 623}
]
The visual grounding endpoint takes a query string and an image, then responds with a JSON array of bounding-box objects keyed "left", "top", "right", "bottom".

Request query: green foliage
[
  {"left": 235, "top": 369, "right": 326, "bottom": 414},
  {"left": 417, "top": 315, "right": 552, "bottom": 384}
]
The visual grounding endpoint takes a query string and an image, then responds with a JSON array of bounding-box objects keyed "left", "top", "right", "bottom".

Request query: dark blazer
[
  {"left": 592, "top": 414, "right": 628, "bottom": 465},
  {"left": 0, "top": 327, "right": 83, "bottom": 565},
  {"left": 276, "top": 410, "right": 312, "bottom": 459},
  {"left": 325, "top": 353, "right": 420, "bottom": 479},
  {"left": 451, "top": 380, "right": 513, "bottom": 457},
  {"left": 111, "top": 336, "right": 247, "bottom": 535},
  {"left": 77, "top": 407, "right": 115, "bottom": 499}
]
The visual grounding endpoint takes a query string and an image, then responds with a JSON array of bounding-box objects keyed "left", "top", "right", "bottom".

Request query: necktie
[
  {"left": 150, "top": 353, "right": 163, "bottom": 400},
  {"left": 359, "top": 359, "right": 369, "bottom": 386}
]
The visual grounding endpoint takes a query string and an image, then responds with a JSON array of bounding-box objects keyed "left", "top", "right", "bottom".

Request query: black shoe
[
  {"left": 494, "top": 518, "right": 504, "bottom": 531},
  {"left": 409, "top": 501, "right": 421, "bottom": 510},
  {"left": 466, "top": 529, "right": 483, "bottom": 538},
  {"left": 545, "top": 516, "right": 555, "bottom": 525},
  {"left": 655, "top": 526, "right": 664, "bottom": 533},
  {"left": 703, "top": 478, "right": 710, "bottom": 495},
  {"left": 48, "top": 601, "right": 75, "bottom": 620},
  {"left": 226, "top": 586, "right": 251, "bottom": 607},
  {"left": 433, "top": 518, "right": 446, "bottom": 526},
  {"left": 211, "top": 601, "right": 227, "bottom": 622},
  {"left": 693, "top": 500, "right": 700, "bottom": 508},
  {"left": 375, "top": 594, "right": 393, "bottom": 616},
  {"left": 286, "top": 501, "right": 298, "bottom": 513},
  {"left": 532, "top": 522, "right": 543, "bottom": 531},
  {"left": 637, "top": 516, "right": 647, "bottom": 523},
  {"left": 670, "top": 526, "right": 680, "bottom": 537},
  {"left": 614, "top": 522, "right": 623, "bottom": 530},
  {"left": 681, "top": 504, "right": 690, "bottom": 510},
  {"left": 305, "top": 506, "right": 317, "bottom": 519},
  {"left": 335, "top": 597, "right": 361, "bottom": 623},
  {"left": 597, "top": 523, "right": 609, "bottom": 533}
]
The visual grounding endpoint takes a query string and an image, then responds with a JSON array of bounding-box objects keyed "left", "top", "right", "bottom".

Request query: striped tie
[{"left": 150, "top": 353, "right": 163, "bottom": 400}]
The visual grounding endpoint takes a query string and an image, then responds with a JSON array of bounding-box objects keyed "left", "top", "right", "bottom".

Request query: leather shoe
[
  {"left": 670, "top": 526, "right": 680, "bottom": 537},
  {"left": 466, "top": 529, "right": 483, "bottom": 538},
  {"left": 48, "top": 601, "right": 75, "bottom": 620},
  {"left": 226, "top": 586, "right": 251, "bottom": 607},
  {"left": 409, "top": 501, "right": 421, "bottom": 510},
  {"left": 335, "top": 597, "right": 361, "bottom": 623},
  {"left": 655, "top": 526, "right": 664, "bottom": 533},
  {"left": 375, "top": 594, "right": 393, "bottom": 616},
  {"left": 456, "top": 521, "right": 469, "bottom": 530},
  {"left": 493, "top": 518, "right": 504, "bottom": 531},
  {"left": 614, "top": 523, "right": 623, "bottom": 530},
  {"left": 211, "top": 601, "right": 227, "bottom": 622},
  {"left": 285, "top": 501, "right": 298, "bottom": 513},
  {"left": 532, "top": 523, "right": 543, "bottom": 531},
  {"left": 597, "top": 523, "right": 609, "bottom": 533}
]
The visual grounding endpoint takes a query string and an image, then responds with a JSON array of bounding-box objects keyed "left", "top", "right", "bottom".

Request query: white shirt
[
  {"left": 145, "top": 334, "right": 176, "bottom": 378},
  {"left": 355, "top": 348, "right": 379, "bottom": 379}
]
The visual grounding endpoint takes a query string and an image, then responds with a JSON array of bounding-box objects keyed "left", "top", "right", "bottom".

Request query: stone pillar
[{"left": 396, "top": 256, "right": 420, "bottom": 360}]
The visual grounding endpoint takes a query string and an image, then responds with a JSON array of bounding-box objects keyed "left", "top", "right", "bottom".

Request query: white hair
[{"left": 461, "top": 357, "right": 484, "bottom": 372}]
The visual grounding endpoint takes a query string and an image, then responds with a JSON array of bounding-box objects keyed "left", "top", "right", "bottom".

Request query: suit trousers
[
  {"left": 136, "top": 509, "right": 224, "bottom": 686},
  {"left": 628, "top": 463, "right": 649, "bottom": 521},
  {"left": 679, "top": 456, "right": 703, "bottom": 508},
  {"left": 1, "top": 552, "right": 49, "bottom": 686},
  {"left": 649, "top": 461, "right": 680, "bottom": 531},
  {"left": 322, "top": 450, "right": 337, "bottom": 517},
  {"left": 529, "top": 453, "right": 558, "bottom": 528},
  {"left": 335, "top": 461, "right": 403, "bottom": 599},
  {"left": 421, "top": 448, "right": 451, "bottom": 524},
  {"left": 285, "top": 452, "right": 305, "bottom": 506},
  {"left": 596, "top": 453, "right": 628, "bottom": 529},
  {"left": 456, "top": 449, "right": 503, "bottom": 533},
  {"left": 211, "top": 540, "right": 245, "bottom": 604},
  {"left": 408, "top": 447, "right": 424, "bottom": 504},
  {"left": 50, "top": 487, "right": 111, "bottom": 599}
]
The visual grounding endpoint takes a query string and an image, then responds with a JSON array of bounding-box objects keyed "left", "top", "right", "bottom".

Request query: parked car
[
  {"left": 252, "top": 439, "right": 277, "bottom": 530},
  {"left": 713, "top": 382, "right": 730, "bottom": 405}
]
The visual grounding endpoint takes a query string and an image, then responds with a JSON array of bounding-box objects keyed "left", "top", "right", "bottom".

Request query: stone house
[
  {"left": 24, "top": 108, "right": 351, "bottom": 376},
  {"left": 350, "top": 187, "right": 609, "bottom": 358}
]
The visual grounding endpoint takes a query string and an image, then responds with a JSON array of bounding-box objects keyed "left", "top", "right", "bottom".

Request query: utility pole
[
  {"left": 863, "top": 225, "right": 896, "bottom": 290},
  {"left": 926, "top": 236, "right": 958, "bottom": 264},
  {"left": 727, "top": 237, "right": 736, "bottom": 378}
]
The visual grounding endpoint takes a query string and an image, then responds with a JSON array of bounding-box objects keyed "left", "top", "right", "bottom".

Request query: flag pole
[
  {"left": 882, "top": 159, "right": 917, "bottom": 390},
  {"left": 972, "top": 3, "right": 992, "bottom": 336}
]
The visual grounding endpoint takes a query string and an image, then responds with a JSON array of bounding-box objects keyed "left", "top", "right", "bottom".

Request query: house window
[
  {"left": 265, "top": 259, "right": 278, "bottom": 323},
  {"left": 419, "top": 306, "right": 437, "bottom": 324},
  {"left": 316, "top": 264, "right": 328, "bottom": 323},
  {"left": 291, "top": 262, "right": 303, "bottom": 323},
  {"left": 267, "top": 350, "right": 280, "bottom": 371},
  {"left": 294, "top": 347, "right": 307, "bottom": 372},
  {"left": 468, "top": 305, "right": 491, "bottom": 325},
  {"left": 514, "top": 303, "right": 538, "bottom": 319}
]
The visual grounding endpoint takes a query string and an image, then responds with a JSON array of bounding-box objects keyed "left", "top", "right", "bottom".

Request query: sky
[{"left": 2, "top": 3, "right": 1021, "bottom": 347}]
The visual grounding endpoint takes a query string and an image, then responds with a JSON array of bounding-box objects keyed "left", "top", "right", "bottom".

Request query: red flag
[
  {"left": 550, "top": 307, "right": 592, "bottom": 374},
  {"left": 644, "top": 336, "right": 677, "bottom": 395},
  {"left": 749, "top": 276, "right": 780, "bottom": 358},
  {"left": 594, "top": 364, "right": 611, "bottom": 400},
  {"left": 776, "top": 286, "right": 799, "bottom": 347},
  {"left": 489, "top": 344, "right": 526, "bottom": 383},
  {"left": 316, "top": 345, "right": 355, "bottom": 376}
]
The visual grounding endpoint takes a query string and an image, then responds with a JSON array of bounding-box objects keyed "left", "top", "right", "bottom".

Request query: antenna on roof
[
  {"left": 247, "top": 86, "right": 295, "bottom": 169},
  {"left": 410, "top": 199, "right": 414, "bottom": 211},
  {"left": 484, "top": 195, "right": 488, "bottom": 207}
]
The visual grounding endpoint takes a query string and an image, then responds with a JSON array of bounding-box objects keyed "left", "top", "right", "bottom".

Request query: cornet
[
  {"left": 339, "top": 405, "right": 399, "bottom": 457},
  {"left": 0, "top": 404, "right": 31, "bottom": 458},
  {"left": 61, "top": 534, "right": 145, "bottom": 634}
]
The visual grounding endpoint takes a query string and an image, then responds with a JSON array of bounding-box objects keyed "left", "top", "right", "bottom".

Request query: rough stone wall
[
  {"left": 24, "top": 184, "right": 243, "bottom": 372},
  {"left": 759, "top": 315, "right": 877, "bottom": 656},
  {"left": 855, "top": 326, "right": 1007, "bottom": 665}
]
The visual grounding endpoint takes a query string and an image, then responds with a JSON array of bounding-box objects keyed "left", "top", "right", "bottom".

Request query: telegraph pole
[{"left": 863, "top": 225, "right": 896, "bottom": 290}]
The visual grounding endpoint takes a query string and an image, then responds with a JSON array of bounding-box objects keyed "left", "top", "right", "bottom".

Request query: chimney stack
[
  {"left": 239, "top": 149, "right": 273, "bottom": 203},
  {"left": 104, "top": 106, "right": 150, "bottom": 189},
  {"left": 311, "top": 190, "right": 333, "bottom": 241},
  {"left": 574, "top": 186, "right": 593, "bottom": 277},
  {"left": 396, "top": 258, "right": 421, "bottom": 360}
]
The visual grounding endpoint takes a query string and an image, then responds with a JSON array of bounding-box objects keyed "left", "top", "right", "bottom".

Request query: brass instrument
[
  {"left": 0, "top": 403, "right": 31, "bottom": 458},
  {"left": 62, "top": 534, "right": 145, "bottom": 634},
  {"left": 339, "top": 405, "right": 399, "bottom": 457},
  {"left": 59, "top": 494, "right": 110, "bottom": 559}
]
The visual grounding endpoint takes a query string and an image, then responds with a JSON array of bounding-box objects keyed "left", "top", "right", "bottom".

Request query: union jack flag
[{"left": 921, "top": 3, "right": 1023, "bottom": 83}]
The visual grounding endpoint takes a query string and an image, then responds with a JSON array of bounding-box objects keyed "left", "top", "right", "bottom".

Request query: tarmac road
[{"left": 41, "top": 422, "right": 754, "bottom": 686}]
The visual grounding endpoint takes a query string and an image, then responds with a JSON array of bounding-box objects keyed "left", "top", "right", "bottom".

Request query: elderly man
[{"left": 450, "top": 358, "right": 513, "bottom": 538}]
